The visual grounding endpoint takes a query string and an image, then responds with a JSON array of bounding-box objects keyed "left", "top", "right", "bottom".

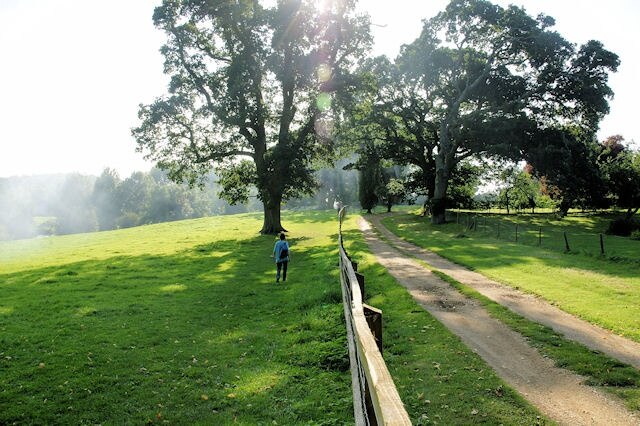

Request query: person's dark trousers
[{"left": 276, "top": 261, "right": 288, "bottom": 282}]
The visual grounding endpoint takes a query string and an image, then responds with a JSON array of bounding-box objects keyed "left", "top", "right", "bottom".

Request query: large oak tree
[
  {"left": 365, "top": 0, "right": 618, "bottom": 223},
  {"left": 133, "top": 0, "right": 370, "bottom": 233}
]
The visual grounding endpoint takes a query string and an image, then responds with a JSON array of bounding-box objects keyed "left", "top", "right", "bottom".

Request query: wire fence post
[
  {"left": 564, "top": 232, "right": 571, "bottom": 252},
  {"left": 600, "top": 233, "right": 605, "bottom": 255},
  {"left": 538, "top": 227, "right": 542, "bottom": 246},
  {"left": 515, "top": 224, "right": 519, "bottom": 242}
]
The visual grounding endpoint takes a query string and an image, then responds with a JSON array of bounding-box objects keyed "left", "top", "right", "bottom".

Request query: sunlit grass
[{"left": 0, "top": 211, "right": 354, "bottom": 424}]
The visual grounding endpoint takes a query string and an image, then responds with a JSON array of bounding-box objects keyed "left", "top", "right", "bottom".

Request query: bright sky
[{"left": 1, "top": 0, "right": 638, "bottom": 178}]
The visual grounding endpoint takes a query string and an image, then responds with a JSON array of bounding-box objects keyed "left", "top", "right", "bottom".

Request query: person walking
[{"left": 272, "top": 232, "right": 290, "bottom": 283}]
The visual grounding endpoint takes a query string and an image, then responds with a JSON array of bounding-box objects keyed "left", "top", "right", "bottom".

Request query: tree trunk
[
  {"left": 625, "top": 207, "right": 639, "bottom": 220},
  {"left": 557, "top": 199, "right": 571, "bottom": 217},
  {"left": 260, "top": 198, "right": 286, "bottom": 235},
  {"left": 431, "top": 173, "right": 448, "bottom": 224},
  {"left": 431, "top": 121, "right": 454, "bottom": 225},
  {"left": 431, "top": 196, "right": 447, "bottom": 224},
  {"left": 431, "top": 158, "right": 450, "bottom": 225}
]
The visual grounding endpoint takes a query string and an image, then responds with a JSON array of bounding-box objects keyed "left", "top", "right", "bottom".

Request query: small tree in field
[{"left": 133, "top": 0, "right": 371, "bottom": 233}]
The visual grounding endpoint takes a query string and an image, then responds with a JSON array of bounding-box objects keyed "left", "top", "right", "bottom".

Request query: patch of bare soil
[{"left": 359, "top": 216, "right": 639, "bottom": 425}]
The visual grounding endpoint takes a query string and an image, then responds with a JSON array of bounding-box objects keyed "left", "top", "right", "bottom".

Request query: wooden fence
[{"left": 338, "top": 208, "right": 412, "bottom": 425}]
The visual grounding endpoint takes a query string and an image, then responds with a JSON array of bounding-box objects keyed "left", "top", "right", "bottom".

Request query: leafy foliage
[{"left": 354, "top": 0, "right": 618, "bottom": 224}]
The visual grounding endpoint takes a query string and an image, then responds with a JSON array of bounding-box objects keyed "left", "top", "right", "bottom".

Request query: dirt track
[{"left": 359, "top": 216, "right": 639, "bottom": 425}]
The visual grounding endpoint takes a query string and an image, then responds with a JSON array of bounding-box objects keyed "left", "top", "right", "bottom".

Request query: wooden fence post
[
  {"left": 600, "top": 233, "right": 605, "bottom": 255},
  {"left": 564, "top": 232, "right": 571, "bottom": 252}
]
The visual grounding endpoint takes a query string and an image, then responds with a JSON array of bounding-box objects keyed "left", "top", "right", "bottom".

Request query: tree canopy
[{"left": 355, "top": 0, "right": 619, "bottom": 223}]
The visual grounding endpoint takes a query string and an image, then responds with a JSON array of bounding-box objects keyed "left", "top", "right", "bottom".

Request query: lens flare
[
  {"left": 316, "top": 93, "right": 331, "bottom": 111},
  {"left": 317, "top": 63, "right": 332, "bottom": 83}
]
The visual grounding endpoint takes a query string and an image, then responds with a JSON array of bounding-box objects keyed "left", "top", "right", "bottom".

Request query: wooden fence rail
[{"left": 338, "top": 208, "right": 411, "bottom": 425}]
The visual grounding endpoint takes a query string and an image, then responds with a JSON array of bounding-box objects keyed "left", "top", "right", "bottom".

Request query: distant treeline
[{"left": 0, "top": 163, "right": 358, "bottom": 241}]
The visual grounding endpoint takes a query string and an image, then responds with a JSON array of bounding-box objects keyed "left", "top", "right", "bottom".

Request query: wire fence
[{"left": 444, "top": 210, "right": 639, "bottom": 262}]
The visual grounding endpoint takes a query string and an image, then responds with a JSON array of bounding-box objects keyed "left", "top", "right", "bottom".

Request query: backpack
[{"left": 280, "top": 247, "right": 289, "bottom": 260}]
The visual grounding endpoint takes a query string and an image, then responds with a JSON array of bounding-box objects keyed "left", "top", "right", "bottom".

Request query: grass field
[
  {"left": 382, "top": 211, "right": 640, "bottom": 343},
  {"left": 0, "top": 210, "right": 548, "bottom": 424},
  {"left": 1, "top": 212, "right": 354, "bottom": 424}
]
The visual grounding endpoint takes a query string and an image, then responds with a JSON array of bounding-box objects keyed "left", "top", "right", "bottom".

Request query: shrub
[
  {"left": 116, "top": 212, "right": 141, "bottom": 229},
  {"left": 606, "top": 217, "right": 640, "bottom": 236},
  {"left": 630, "top": 230, "right": 640, "bottom": 240}
]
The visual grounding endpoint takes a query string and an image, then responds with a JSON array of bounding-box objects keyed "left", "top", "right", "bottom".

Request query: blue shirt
[{"left": 273, "top": 240, "right": 289, "bottom": 263}]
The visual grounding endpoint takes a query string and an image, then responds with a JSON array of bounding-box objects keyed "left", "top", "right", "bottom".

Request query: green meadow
[
  {"left": 1, "top": 212, "right": 353, "bottom": 424},
  {"left": 0, "top": 210, "right": 548, "bottom": 424},
  {"left": 448, "top": 210, "right": 639, "bottom": 261}
]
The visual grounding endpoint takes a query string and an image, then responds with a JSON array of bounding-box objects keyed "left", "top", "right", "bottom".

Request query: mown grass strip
[{"left": 382, "top": 213, "right": 640, "bottom": 342}]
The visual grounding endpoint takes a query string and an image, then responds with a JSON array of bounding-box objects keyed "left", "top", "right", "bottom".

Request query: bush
[
  {"left": 116, "top": 212, "right": 141, "bottom": 229},
  {"left": 606, "top": 217, "right": 640, "bottom": 236},
  {"left": 630, "top": 230, "right": 640, "bottom": 240}
]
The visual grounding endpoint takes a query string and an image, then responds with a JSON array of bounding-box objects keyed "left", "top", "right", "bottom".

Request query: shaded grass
[
  {"left": 382, "top": 212, "right": 640, "bottom": 342},
  {"left": 0, "top": 212, "right": 353, "bottom": 424},
  {"left": 341, "top": 228, "right": 549, "bottom": 425},
  {"left": 447, "top": 210, "right": 639, "bottom": 261}
]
